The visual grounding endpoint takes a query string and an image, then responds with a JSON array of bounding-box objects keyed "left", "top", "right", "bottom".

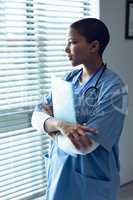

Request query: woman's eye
[
  {"left": 71, "top": 41, "right": 77, "bottom": 44},
  {"left": 70, "top": 41, "right": 77, "bottom": 44},
  {"left": 67, "top": 40, "right": 77, "bottom": 46}
]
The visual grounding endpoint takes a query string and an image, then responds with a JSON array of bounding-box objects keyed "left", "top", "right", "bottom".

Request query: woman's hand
[
  {"left": 43, "top": 104, "right": 97, "bottom": 150},
  {"left": 57, "top": 121, "right": 97, "bottom": 150},
  {"left": 43, "top": 104, "right": 53, "bottom": 116}
]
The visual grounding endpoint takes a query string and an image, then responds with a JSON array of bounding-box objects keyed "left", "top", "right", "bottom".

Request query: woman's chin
[
  {"left": 72, "top": 63, "right": 80, "bottom": 67},
  {"left": 71, "top": 61, "right": 79, "bottom": 67}
]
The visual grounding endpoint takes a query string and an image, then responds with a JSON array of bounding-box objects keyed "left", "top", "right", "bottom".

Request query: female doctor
[{"left": 32, "top": 18, "right": 127, "bottom": 200}]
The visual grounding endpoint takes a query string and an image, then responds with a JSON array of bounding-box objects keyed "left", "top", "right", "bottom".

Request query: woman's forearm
[
  {"left": 31, "top": 111, "right": 61, "bottom": 135},
  {"left": 43, "top": 117, "right": 61, "bottom": 135},
  {"left": 32, "top": 110, "right": 99, "bottom": 154}
]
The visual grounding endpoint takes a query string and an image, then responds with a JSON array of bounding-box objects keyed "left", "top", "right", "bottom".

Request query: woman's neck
[{"left": 80, "top": 59, "right": 103, "bottom": 84}]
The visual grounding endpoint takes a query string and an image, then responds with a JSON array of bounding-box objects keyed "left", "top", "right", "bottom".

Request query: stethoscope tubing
[{"left": 79, "top": 64, "right": 107, "bottom": 95}]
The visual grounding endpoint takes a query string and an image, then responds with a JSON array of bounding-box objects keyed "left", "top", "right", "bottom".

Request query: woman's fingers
[
  {"left": 58, "top": 122, "right": 98, "bottom": 150},
  {"left": 68, "top": 135, "right": 82, "bottom": 149},
  {"left": 79, "top": 135, "right": 93, "bottom": 148},
  {"left": 75, "top": 127, "right": 85, "bottom": 137},
  {"left": 69, "top": 134, "right": 93, "bottom": 150},
  {"left": 58, "top": 121, "right": 98, "bottom": 140},
  {"left": 79, "top": 124, "right": 98, "bottom": 134},
  {"left": 74, "top": 125, "right": 97, "bottom": 138}
]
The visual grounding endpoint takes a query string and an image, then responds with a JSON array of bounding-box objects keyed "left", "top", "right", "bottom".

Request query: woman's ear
[{"left": 89, "top": 40, "right": 100, "bottom": 53}]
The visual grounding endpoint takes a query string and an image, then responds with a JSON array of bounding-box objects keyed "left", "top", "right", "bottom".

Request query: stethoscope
[{"left": 73, "top": 63, "right": 107, "bottom": 99}]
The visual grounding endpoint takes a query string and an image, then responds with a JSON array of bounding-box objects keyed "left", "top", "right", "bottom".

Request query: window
[{"left": 0, "top": 0, "right": 99, "bottom": 199}]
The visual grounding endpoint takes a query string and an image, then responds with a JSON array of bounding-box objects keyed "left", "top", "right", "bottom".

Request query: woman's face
[{"left": 65, "top": 28, "right": 94, "bottom": 67}]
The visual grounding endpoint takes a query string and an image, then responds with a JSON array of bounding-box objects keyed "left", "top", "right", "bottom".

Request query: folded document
[
  {"left": 51, "top": 77, "right": 76, "bottom": 123},
  {"left": 51, "top": 77, "right": 97, "bottom": 156}
]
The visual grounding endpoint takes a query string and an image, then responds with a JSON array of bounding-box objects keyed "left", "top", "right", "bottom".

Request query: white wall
[{"left": 100, "top": 0, "right": 133, "bottom": 185}]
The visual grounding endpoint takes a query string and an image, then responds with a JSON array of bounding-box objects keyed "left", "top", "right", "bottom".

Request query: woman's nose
[{"left": 65, "top": 44, "right": 70, "bottom": 53}]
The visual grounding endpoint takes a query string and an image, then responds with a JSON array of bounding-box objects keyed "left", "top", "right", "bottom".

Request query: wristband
[{"left": 43, "top": 117, "right": 59, "bottom": 135}]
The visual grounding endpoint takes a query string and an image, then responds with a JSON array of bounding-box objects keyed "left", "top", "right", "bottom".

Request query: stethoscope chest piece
[{"left": 82, "top": 86, "right": 100, "bottom": 107}]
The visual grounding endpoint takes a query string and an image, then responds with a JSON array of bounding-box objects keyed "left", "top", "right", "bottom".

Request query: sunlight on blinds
[{"left": 0, "top": 0, "right": 99, "bottom": 199}]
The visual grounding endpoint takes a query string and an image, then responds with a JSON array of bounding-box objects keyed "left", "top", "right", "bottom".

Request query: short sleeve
[{"left": 85, "top": 81, "right": 128, "bottom": 152}]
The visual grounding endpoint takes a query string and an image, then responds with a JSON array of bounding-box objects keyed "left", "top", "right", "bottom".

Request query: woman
[{"left": 32, "top": 18, "right": 127, "bottom": 200}]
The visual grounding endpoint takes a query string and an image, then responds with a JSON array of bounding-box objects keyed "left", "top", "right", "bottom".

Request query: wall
[{"left": 100, "top": 0, "right": 133, "bottom": 184}]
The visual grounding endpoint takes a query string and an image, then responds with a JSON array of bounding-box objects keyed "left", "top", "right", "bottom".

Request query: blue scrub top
[{"left": 35, "top": 66, "right": 127, "bottom": 200}]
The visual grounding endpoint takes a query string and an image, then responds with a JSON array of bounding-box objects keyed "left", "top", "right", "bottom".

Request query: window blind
[{"left": 0, "top": 0, "right": 99, "bottom": 199}]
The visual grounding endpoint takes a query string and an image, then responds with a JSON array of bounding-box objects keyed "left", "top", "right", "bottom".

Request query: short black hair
[{"left": 70, "top": 18, "right": 110, "bottom": 56}]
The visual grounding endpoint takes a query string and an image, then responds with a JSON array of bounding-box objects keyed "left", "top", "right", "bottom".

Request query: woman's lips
[{"left": 68, "top": 55, "right": 72, "bottom": 60}]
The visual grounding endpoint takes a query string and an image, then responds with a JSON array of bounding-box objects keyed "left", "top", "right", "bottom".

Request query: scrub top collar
[{"left": 72, "top": 63, "right": 106, "bottom": 94}]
